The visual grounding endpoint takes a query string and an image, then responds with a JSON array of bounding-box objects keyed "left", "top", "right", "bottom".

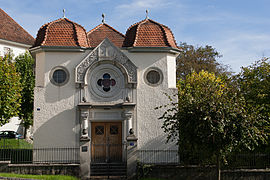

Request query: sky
[{"left": 1, "top": 0, "right": 270, "bottom": 73}]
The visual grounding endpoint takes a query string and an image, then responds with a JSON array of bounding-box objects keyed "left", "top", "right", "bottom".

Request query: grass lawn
[
  {"left": 0, "top": 139, "right": 32, "bottom": 149},
  {"left": 0, "top": 173, "right": 78, "bottom": 180}
]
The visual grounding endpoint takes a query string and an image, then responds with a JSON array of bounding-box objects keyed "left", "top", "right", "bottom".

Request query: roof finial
[
  {"left": 63, "top": 9, "right": 66, "bottom": 18},
  {"left": 102, "top": 13, "right": 105, "bottom": 24},
  {"left": 145, "top": 9, "right": 149, "bottom": 20}
]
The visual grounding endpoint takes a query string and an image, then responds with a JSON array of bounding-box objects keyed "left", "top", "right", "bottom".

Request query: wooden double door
[{"left": 91, "top": 122, "right": 122, "bottom": 163}]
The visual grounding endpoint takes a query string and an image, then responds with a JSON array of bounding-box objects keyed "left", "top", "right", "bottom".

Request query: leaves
[
  {"left": 158, "top": 70, "right": 267, "bottom": 163},
  {"left": 0, "top": 54, "right": 22, "bottom": 125},
  {"left": 176, "top": 42, "right": 231, "bottom": 80},
  {"left": 15, "top": 51, "right": 35, "bottom": 129}
]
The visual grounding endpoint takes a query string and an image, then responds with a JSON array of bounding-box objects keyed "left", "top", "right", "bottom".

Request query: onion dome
[
  {"left": 123, "top": 19, "right": 178, "bottom": 49},
  {"left": 87, "top": 23, "right": 125, "bottom": 48},
  {"left": 33, "top": 18, "right": 89, "bottom": 48}
]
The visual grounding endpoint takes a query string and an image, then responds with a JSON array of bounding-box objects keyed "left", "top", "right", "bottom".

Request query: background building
[{"left": 0, "top": 8, "right": 34, "bottom": 134}]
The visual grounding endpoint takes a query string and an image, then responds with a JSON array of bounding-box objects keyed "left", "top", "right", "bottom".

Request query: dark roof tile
[
  {"left": 0, "top": 8, "right": 35, "bottom": 45},
  {"left": 87, "top": 23, "right": 125, "bottom": 47}
]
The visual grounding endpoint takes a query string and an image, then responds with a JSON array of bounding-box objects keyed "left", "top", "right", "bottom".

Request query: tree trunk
[{"left": 216, "top": 154, "right": 221, "bottom": 180}]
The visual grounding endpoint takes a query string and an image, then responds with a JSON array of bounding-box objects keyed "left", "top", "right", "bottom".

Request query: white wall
[
  {"left": 123, "top": 51, "right": 178, "bottom": 150},
  {"left": 33, "top": 51, "right": 88, "bottom": 147},
  {"left": 33, "top": 47, "right": 178, "bottom": 151},
  {"left": 0, "top": 39, "right": 30, "bottom": 58}
]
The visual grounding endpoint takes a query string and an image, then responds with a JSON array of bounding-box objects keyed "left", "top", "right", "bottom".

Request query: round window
[
  {"left": 88, "top": 63, "right": 124, "bottom": 99},
  {"left": 97, "top": 73, "right": 116, "bottom": 92},
  {"left": 50, "top": 67, "right": 69, "bottom": 86},
  {"left": 144, "top": 68, "right": 163, "bottom": 86}
]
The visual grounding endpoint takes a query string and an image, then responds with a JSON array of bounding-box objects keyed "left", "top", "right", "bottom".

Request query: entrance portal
[{"left": 91, "top": 122, "right": 122, "bottom": 163}]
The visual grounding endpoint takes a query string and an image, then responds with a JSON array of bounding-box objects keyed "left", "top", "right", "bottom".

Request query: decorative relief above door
[{"left": 75, "top": 38, "right": 137, "bottom": 85}]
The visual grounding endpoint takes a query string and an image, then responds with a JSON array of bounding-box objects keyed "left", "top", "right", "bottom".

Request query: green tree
[
  {"left": 15, "top": 51, "right": 35, "bottom": 129},
  {"left": 176, "top": 42, "right": 231, "bottom": 79},
  {"left": 158, "top": 71, "right": 267, "bottom": 180},
  {"left": 236, "top": 58, "right": 270, "bottom": 151},
  {"left": 0, "top": 54, "right": 22, "bottom": 125},
  {"left": 237, "top": 58, "right": 270, "bottom": 122}
]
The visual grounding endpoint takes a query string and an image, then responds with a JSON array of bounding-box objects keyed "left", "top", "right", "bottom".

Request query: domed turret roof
[
  {"left": 33, "top": 18, "right": 89, "bottom": 48},
  {"left": 123, "top": 18, "right": 178, "bottom": 49}
]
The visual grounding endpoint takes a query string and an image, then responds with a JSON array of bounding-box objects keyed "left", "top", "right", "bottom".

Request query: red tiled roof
[
  {"left": 33, "top": 18, "right": 89, "bottom": 48},
  {"left": 0, "top": 8, "right": 35, "bottom": 45},
  {"left": 87, "top": 23, "right": 125, "bottom": 48},
  {"left": 123, "top": 19, "right": 178, "bottom": 49}
]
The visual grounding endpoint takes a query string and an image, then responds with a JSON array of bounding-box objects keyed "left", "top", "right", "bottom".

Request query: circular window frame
[
  {"left": 50, "top": 66, "right": 70, "bottom": 86},
  {"left": 144, "top": 67, "right": 163, "bottom": 87},
  {"left": 88, "top": 63, "right": 125, "bottom": 99}
]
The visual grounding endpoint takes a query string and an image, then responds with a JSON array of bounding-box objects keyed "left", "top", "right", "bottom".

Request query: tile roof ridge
[
  {"left": 103, "top": 23, "right": 125, "bottom": 38},
  {"left": 163, "top": 25, "right": 178, "bottom": 48},
  {"left": 65, "top": 18, "right": 90, "bottom": 47},
  {"left": 133, "top": 19, "right": 149, "bottom": 46},
  {"left": 149, "top": 19, "right": 171, "bottom": 47},
  {"left": 0, "top": 8, "right": 34, "bottom": 43},
  {"left": 65, "top": 18, "right": 88, "bottom": 33},
  {"left": 146, "top": 19, "right": 178, "bottom": 48},
  {"left": 87, "top": 23, "right": 125, "bottom": 38},
  {"left": 40, "top": 18, "right": 65, "bottom": 46},
  {"left": 87, "top": 23, "right": 104, "bottom": 35}
]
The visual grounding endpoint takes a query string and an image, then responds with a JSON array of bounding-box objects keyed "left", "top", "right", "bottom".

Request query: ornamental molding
[{"left": 75, "top": 38, "right": 137, "bottom": 84}]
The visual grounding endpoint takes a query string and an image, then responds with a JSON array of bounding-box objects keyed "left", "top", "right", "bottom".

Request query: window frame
[
  {"left": 50, "top": 66, "right": 70, "bottom": 86},
  {"left": 144, "top": 67, "right": 163, "bottom": 87}
]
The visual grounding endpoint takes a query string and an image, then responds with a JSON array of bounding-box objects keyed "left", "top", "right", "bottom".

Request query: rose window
[{"left": 97, "top": 73, "right": 116, "bottom": 92}]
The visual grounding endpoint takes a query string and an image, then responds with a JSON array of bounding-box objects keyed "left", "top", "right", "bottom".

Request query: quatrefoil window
[{"left": 97, "top": 73, "right": 116, "bottom": 92}]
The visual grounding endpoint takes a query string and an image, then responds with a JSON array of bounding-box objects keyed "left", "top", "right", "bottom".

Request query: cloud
[
  {"left": 117, "top": 0, "right": 172, "bottom": 10},
  {"left": 212, "top": 32, "right": 270, "bottom": 72},
  {"left": 115, "top": 0, "right": 176, "bottom": 19}
]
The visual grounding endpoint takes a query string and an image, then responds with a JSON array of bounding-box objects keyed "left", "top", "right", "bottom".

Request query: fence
[
  {"left": 0, "top": 147, "right": 80, "bottom": 164},
  {"left": 138, "top": 150, "right": 270, "bottom": 169},
  {"left": 1, "top": 145, "right": 270, "bottom": 168},
  {"left": 138, "top": 149, "right": 178, "bottom": 164}
]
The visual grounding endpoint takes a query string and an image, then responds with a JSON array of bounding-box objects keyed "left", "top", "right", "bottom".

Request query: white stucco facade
[
  {"left": 32, "top": 39, "right": 179, "bottom": 151},
  {"left": 0, "top": 39, "right": 30, "bottom": 58},
  {"left": 31, "top": 39, "right": 180, "bottom": 171}
]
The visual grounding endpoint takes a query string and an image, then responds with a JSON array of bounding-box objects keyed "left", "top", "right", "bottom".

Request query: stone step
[{"left": 90, "top": 163, "right": 127, "bottom": 177}]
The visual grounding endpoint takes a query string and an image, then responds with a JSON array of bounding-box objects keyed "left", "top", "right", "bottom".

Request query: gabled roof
[
  {"left": 123, "top": 18, "right": 178, "bottom": 49},
  {"left": 33, "top": 18, "right": 89, "bottom": 48},
  {"left": 87, "top": 23, "right": 125, "bottom": 48},
  {"left": 0, "top": 8, "right": 35, "bottom": 46}
]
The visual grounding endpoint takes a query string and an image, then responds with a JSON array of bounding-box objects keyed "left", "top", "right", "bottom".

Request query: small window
[
  {"left": 95, "top": 126, "right": 104, "bottom": 135},
  {"left": 3, "top": 47, "right": 11, "bottom": 55},
  {"left": 50, "top": 67, "right": 69, "bottom": 86},
  {"left": 53, "top": 70, "right": 67, "bottom": 84},
  {"left": 144, "top": 68, "right": 163, "bottom": 86},
  {"left": 110, "top": 125, "right": 118, "bottom": 135}
]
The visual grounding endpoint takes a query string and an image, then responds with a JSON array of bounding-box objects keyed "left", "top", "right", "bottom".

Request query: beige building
[
  {"left": 30, "top": 15, "right": 180, "bottom": 178},
  {"left": 0, "top": 8, "right": 34, "bottom": 58}
]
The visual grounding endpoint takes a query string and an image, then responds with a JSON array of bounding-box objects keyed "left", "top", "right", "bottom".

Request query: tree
[
  {"left": 237, "top": 58, "right": 270, "bottom": 122},
  {"left": 15, "top": 51, "right": 35, "bottom": 129},
  {"left": 236, "top": 58, "right": 270, "bottom": 150},
  {"left": 176, "top": 42, "right": 231, "bottom": 79},
  {"left": 157, "top": 70, "right": 267, "bottom": 180},
  {"left": 0, "top": 54, "right": 22, "bottom": 125}
]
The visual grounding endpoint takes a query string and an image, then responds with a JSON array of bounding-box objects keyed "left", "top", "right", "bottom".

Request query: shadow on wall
[
  {"left": 44, "top": 80, "right": 77, "bottom": 104},
  {"left": 34, "top": 109, "right": 79, "bottom": 147},
  {"left": 139, "top": 133, "right": 177, "bottom": 150}
]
